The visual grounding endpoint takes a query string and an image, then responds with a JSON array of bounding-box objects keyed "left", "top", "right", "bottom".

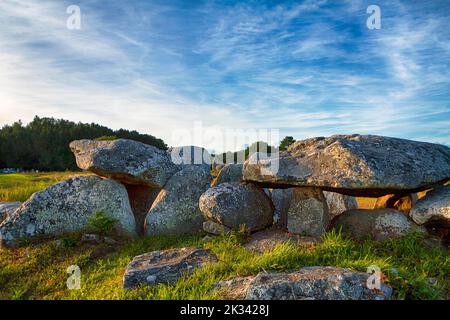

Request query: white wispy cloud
[{"left": 0, "top": 0, "right": 449, "bottom": 151}]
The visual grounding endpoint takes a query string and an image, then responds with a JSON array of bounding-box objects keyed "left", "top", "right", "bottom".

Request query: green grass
[
  {"left": 0, "top": 173, "right": 448, "bottom": 300},
  {"left": 0, "top": 231, "right": 448, "bottom": 300},
  {"left": 0, "top": 172, "right": 88, "bottom": 202}
]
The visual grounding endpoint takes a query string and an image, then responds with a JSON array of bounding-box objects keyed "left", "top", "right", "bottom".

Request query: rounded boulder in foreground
[
  {"left": 0, "top": 175, "right": 136, "bottom": 246},
  {"left": 199, "top": 182, "right": 274, "bottom": 232}
]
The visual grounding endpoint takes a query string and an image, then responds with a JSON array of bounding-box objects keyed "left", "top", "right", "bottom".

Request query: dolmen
[
  {"left": 0, "top": 134, "right": 448, "bottom": 248},
  {"left": 0, "top": 140, "right": 212, "bottom": 246}
]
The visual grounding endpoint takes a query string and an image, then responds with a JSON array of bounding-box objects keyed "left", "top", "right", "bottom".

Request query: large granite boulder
[
  {"left": 199, "top": 182, "right": 273, "bottom": 232},
  {"left": 410, "top": 186, "right": 449, "bottom": 227},
  {"left": 286, "top": 188, "right": 329, "bottom": 236},
  {"left": 323, "top": 191, "right": 358, "bottom": 220},
  {"left": 211, "top": 163, "right": 243, "bottom": 186},
  {"left": 0, "top": 176, "right": 136, "bottom": 246},
  {"left": 145, "top": 165, "right": 211, "bottom": 236},
  {"left": 243, "top": 135, "right": 450, "bottom": 197},
  {"left": 332, "top": 209, "right": 425, "bottom": 241},
  {"left": 271, "top": 187, "right": 328, "bottom": 236},
  {"left": 247, "top": 267, "right": 393, "bottom": 300},
  {"left": 0, "top": 202, "right": 21, "bottom": 223},
  {"left": 123, "top": 247, "right": 218, "bottom": 289},
  {"left": 215, "top": 267, "right": 392, "bottom": 300},
  {"left": 69, "top": 139, "right": 179, "bottom": 188}
]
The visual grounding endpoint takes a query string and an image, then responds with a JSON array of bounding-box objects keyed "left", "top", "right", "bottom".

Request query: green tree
[
  {"left": 0, "top": 116, "right": 167, "bottom": 171},
  {"left": 279, "top": 136, "right": 296, "bottom": 151}
]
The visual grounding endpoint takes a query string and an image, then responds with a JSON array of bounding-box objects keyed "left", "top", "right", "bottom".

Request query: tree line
[
  {"left": 0, "top": 116, "right": 167, "bottom": 171},
  {"left": 0, "top": 116, "right": 297, "bottom": 171},
  {"left": 213, "top": 136, "right": 296, "bottom": 164}
]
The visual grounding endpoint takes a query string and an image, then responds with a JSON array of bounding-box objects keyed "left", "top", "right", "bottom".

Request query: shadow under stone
[{"left": 125, "top": 184, "right": 160, "bottom": 235}]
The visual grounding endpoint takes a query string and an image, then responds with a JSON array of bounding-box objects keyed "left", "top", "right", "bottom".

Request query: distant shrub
[
  {"left": 87, "top": 210, "right": 117, "bottom": 236},
  {"left": 95, "top": 135, "right": 118, "bottom": 141}
]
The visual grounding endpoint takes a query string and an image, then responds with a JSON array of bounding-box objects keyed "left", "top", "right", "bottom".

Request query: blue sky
[{"left": 0, "top": 0, "right": 449, "bottom": 151}]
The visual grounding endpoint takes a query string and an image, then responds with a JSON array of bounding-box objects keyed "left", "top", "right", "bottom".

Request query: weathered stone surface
[
  {"left": 243, "top": 134, "right": 450, "bottom": 197},
  {"left": 244, "top": 267, "right": 393, "bottom": 300},
  {"left": 245, "top": 229, "right": 318, "bottom": 253},
  {"left": 0, "top": 176, "right": 136, "bottom": 246},
  {"left": 332, "top": 209, "right": 425, "bottom": 241},
  {"left": 410, "top": 186, "right": 450, "bottom": 227},
  {"left": 271, "top": 188, "right": 329, "bottom": 236},
  {"left": 214, "top": 276, "right": 256, "bottom": 299},
  {"left": 145, "top": 166, "right": 211, "bottom": 236},
  {"left": 69, "top": 139, "right": 179, "bottom": 188},
  {"left": 203, "top": 220, "right": 231, "bottom": 235},
  {"left": 211, "top": 163, "right": 243, "bottom": 186},
  {"left": 374, "top": 194, "right": 418, "bottom": 214},
  {"left": 199, "top": 182, "right": 273, "bottom": 232},
  {"left": 289, "top": 188, "right": 329, "bottom": 236},
  {"left": 0, "top": 202, "right": 21, "bottom": 223},
  {"left": 323, "top": 191, "right": 358, "bottom": 220},
  {"left": 168, "top": 145, "right": 211, "bottom": 169},
  {"left": 123, "top": 247, "right": 218, "bottom": 289}
]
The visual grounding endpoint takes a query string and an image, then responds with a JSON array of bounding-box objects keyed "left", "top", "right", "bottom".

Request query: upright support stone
[
  {"left": 323, "top": 191, "right": 358, "bottom": 221},
  {"left": 286, "top": 188, "right": 329, "bottom": 237},
  {"left": 145, "top": 165, "right": 211, "bottom": 236}
]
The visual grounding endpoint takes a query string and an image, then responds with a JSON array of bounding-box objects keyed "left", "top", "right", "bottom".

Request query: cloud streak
[{"left": 0, "top": 0, "right": 449, "bottom": 151}]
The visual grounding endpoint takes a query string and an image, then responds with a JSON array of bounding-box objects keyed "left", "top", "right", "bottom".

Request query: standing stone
[
  {"left": 323, "top": 191, "right": 358, "bottom": 220},
  {"left": 286, "top": 188, "right": 329, "bottom": 237},
  {"left": 0, "top": 176, "right": 136, "bottom": 246},
  {"left": 332, "top": 209, "right": 426, "bottom": 241},
  {"left": 243, "top": 134, "right": 450, "bottom": 197},
  {"left": 123, "top": 247, "right": 218, "bottom": 289},
  {"left": 245, "top": 267, "right": 393, "bottom": 300},
  {"left": 145, "top": 165, "right": 211, "bottom": 236},
  {"left": 211, "top": 163, "right": 243, "bottom": 186},
  {"left": 410, "top": 186, "right": 450, "bottom": 227},
  {"left": 69, "top": 139, "right": 180, "bottom": 188},
  {"left": 199, "top": 182, "right": 273, "bottom": 233}
]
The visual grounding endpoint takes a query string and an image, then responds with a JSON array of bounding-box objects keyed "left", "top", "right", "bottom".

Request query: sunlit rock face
[{"left": 243, "top": 134, "right": 450, "bottom": 197}]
